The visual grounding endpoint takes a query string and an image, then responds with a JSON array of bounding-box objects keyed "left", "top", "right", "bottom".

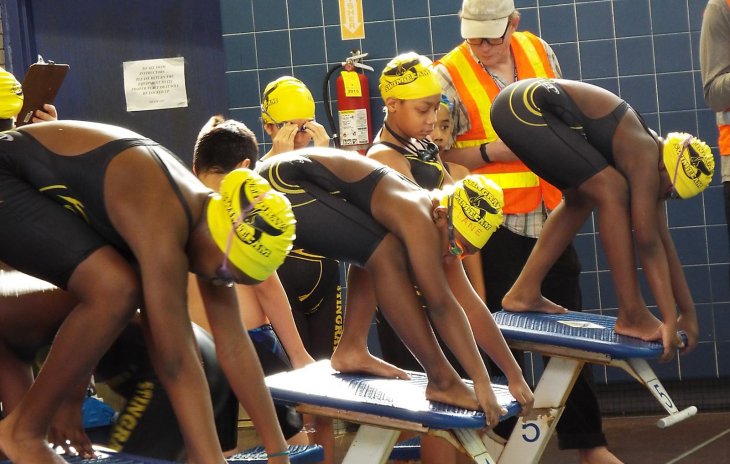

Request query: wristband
[
  {"left": 479, "top": 142, "right": 491, "bottom": 163},
  {"left": 267, "top": 449, "right": 291, "bottom": 458}
]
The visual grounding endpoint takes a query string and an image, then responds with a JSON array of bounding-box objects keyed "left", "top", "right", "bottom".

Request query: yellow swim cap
[
  {"left": 379, "top": 52, "right": 442, "bottom": 102},
  {"left": 441, "top": 175, "right": 504, "bottom": 249},
  {"left": 207, "top": 169, "right": 296, "bottom": 282},
  {"left": 260, "top": 76, "right": 315, "bottom": 124},
  {"left": 662, "top": 132, "right": 715, "bottom": 200},
  {"left": 0, "top": 68, "right": 23, "bottom": 120}
]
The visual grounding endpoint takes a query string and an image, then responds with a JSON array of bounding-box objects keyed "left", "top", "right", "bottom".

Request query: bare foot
[
  {"left": 614, "top": 310, "right": 662, "bottom": 341},
  {"left": 579, "top": 446, "right": 624, "bottom": 464},
  {"left": 0, "top": 413, "right": 66, "bottom": 464},
  {"left": 331, "top": 347, "right": 409, "bottom": 380},
  {"left": 502, "top": 290, "right": 568, "bottom": 314},
  {"left": 425, "top": 377, "right": 479, "bottom": 411}
]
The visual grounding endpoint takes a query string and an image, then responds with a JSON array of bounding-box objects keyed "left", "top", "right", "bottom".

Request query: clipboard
[{"left": 16, "top": 62, "right": 69, "bottom": 126}]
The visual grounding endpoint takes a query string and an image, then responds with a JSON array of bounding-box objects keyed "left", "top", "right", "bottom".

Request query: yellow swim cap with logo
[
  {"left": 662, "top": 132, "right": 715, "bottom": 200},
  {"left": 260, "top": 76, "right": 315, "bottom": 124},
  {"left": 441, "top": 174, "right": 504, "bottom": 249},
  {"left": 0, "top": 68, "right": 23, "bottom": 120},
  {"left": 207, "top": 169, "right": 296, "bottom": 282},
  {"left": 379, "top": 52, "right": 442, "bottom": 102}
]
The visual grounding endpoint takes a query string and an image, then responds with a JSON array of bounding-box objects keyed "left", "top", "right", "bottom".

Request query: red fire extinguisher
[{"left": 324, "top": 51, "right": 374, "bottom": 154}]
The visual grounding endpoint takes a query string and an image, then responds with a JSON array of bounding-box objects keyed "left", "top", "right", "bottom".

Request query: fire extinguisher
[{"left": 323, "top": 50, "right": 374, "bottom": 154}]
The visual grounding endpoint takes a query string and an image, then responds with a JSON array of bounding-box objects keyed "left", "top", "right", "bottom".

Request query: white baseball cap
[{"left": 460, "top": 0, "right": 515, "bottom": 39}]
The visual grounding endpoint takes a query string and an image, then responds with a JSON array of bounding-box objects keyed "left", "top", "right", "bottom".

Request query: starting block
[
  {"left": 0, "top": 448, "right": 174, "bottom": 464},
  {"left": 492, "top": 310, "right": 697, "bottom": 463},
  {"left": 265, "top": 361, "right": 521, "bottom": 464},
  {"left": 228, "top": 444, "right": 324, "bottom": 463},
  {"left": 0, "top": 445, "right": 325, "bottom": 463}
]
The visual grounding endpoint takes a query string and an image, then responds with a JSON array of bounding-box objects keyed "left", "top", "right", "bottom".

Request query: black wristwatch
[{"left": 479, "top": 142, "right": 491, "bottom": 163}]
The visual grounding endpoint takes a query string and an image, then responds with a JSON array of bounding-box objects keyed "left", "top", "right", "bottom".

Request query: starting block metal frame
[{"left": 492, "top": 310, "right": 697, "bottom": 463}]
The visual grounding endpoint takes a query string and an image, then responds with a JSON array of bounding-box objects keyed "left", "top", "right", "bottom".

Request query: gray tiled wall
[{"left": 219, "top": 0, "right": 729, "bottom": 384}]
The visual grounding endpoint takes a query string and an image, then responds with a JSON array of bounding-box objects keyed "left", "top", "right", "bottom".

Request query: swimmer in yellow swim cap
[
  {"left": 0, "top": 120, "right": 293, "bottom": 464},
  {"left": 260, "top": 75, "right": 331, "bottom": 158},
  {"left": 0, "top": 68, "right": 23, "bottom": 130},
  {"left": 490, "top": 77, "right": 714, "bottom": 361}
]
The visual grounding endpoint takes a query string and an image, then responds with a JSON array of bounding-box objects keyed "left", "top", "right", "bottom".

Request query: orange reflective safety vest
[
  {"left": 437, "top": 31, "right": 563, "bottom": 213},
  {"left": 718, "top": 112, "right": 730, "bottom": 156},
  {"left": 717, "top": 0, "right": 730, "bottom": 157}
]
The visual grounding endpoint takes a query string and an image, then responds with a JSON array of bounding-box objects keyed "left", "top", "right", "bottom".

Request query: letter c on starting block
[{"left": 521, "top": 422, "right": 540, "bottom": 442}]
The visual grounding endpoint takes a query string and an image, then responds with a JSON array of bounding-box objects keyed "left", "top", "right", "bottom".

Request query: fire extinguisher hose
[{"left": 323, "top": 63, "right": 344, "bottom": 148}]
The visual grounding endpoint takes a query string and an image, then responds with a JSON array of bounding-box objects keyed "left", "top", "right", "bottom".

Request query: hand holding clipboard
[{"left": 16, "top": 58, "right": 69, "bottom": 127}]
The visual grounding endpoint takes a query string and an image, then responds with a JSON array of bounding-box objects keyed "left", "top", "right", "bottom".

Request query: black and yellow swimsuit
[
  {"left": 490, "top": 77, "right": 651, "bottom": 190},
  {"left": 257, "top": 152, "right": 395, "bottom": 357},
  {"left": 0, "top": 130, "right": 192, "bottom": 288},
  {"left": 370, "top": 141, "right": 445, "bottom": 190},
  {"left": 257, "top": 153, "right": 390, "bottom": 267},
  {"left": 366, "top": 138, "right": 449, "bottom": 373}
]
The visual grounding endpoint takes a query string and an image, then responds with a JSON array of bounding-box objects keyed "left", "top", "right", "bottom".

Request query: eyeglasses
[
  {"left": 447, "top": 194, "right": 466, "bottom": 260},
  {"left": 465, "top": 23, "right": 511, "bottom": 46},
  {"left": 666, "top": 135, "right": 695, "bottom": 200}
]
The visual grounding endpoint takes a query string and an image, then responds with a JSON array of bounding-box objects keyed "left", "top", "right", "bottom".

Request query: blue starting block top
[
  {"left": 0, "top": 450, "right": 174, "bottom": 464},
  {"left": 265, "top": 360, "right": 520, "bottom": 430},
  {"left": 228, "top": 444, "right": 324, "bottom": 463},
  {"left": 493, "top": 310, "right": 681, "bottom": 359}
]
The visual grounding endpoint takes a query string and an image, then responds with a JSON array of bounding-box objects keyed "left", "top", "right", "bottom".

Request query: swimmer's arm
[
  {"left": 445, "top": 262, "right": 533, "bottom": 412},
  {"left": 111, "top": 155, "right": 225, "bottom": 459},
  {"left": 253, "top": 272, "right": 315, "bottom": 368},
  {"left": 631, "top": 180, "right": 677, "bottom": 327},
  {"left": 135, "top": 247, "right": 224, "bottom": 460},
  {"left": 403, "top": 219, "right": 490, "bottom": 385},
  {"left": 440, "top": 140, "right": 519, "bottom": 170},
  {"left": 444, "top": 261, "right": 524, "bottom": 382},
  {"left": 657, "top": 204, "right": 698, "bottom": 350},
  {"left": 198, "top": 279, "right": 289, "bottom": 457},
  {"left": 630, "top": 177, "right": 680, "bottom": 361}
]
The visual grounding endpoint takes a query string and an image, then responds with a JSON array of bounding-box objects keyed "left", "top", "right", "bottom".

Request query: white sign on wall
[{"left": 123, "top": 57, "right": 188, "bottom": 112}]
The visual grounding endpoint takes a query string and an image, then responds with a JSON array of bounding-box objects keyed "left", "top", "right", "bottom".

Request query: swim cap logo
[
  {"left": 679, "top": 143, "right": 713, "bottom": 189},
  {"left": 381, "top": 58, "right": 432, "bottom": 94},
  {"left": 223, "top": 179, "right": 290, "bottom": 258},
  {"left": 262, "top": 96, "right": 278, "bottom": 112},
  {"left": 454, "top": 179, "right": 500, "bottom": 227},
  {"left": 538, "top": 79, "right": 560, "bottom": 94}
]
